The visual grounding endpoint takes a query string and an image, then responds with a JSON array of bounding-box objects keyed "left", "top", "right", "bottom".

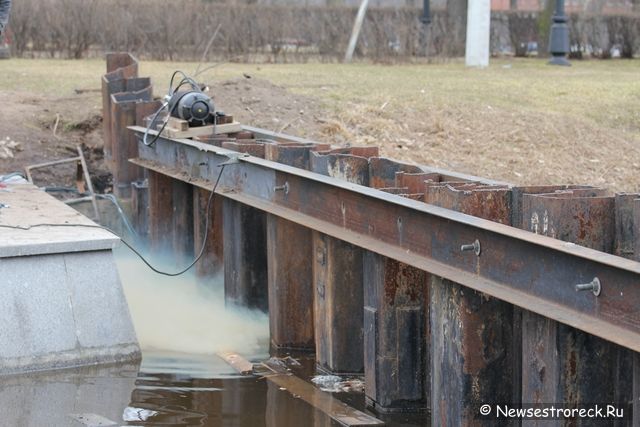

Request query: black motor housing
[{"left": 168, "top": 90, "right": 216, "bottom": 127}]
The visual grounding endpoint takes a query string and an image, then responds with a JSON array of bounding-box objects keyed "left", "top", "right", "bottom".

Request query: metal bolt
[
  {"left": 460, "top": 239, "right": 481, "bottom": 256},
  {"left": 274, "top": 182, "right": 289, "bottom": 195},
  {"left": 575, "top": 277, "right": 601, "bottom": 297}
]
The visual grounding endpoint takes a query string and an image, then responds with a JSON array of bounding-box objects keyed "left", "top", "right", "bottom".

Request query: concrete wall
[{"left": 0, "top": 250, "right": 140, "bottom": 374}]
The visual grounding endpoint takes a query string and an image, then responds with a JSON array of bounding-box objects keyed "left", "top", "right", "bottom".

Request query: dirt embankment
[
  {"left": 2, "top": 75, "right": 639, "bottom": 194},
  {"left": 0, "top": 77, "right": 329, "bottom": 191},
  {"left": 0, "top": 91, "right": 108, "bottom": 189}
]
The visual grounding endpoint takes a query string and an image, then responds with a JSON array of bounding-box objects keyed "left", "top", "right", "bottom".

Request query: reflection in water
[
  {"left": 0, "top": 249, "right": 428, "bottom": 426},
  {"left": 0, "top": 362, "right": 139, "bottom": 427},
  {"left": 0, "top": 352, "right": 344, "bottom": 427}
]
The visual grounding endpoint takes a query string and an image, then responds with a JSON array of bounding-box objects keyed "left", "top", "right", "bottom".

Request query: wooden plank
[
  {"left": 266, "top": 374, "right": 384, "bottom": 426},
  {"left": 217, "top": 353, "right": 384, "bottom": 426},
  {"left": 217, "top": 351, "right": 254, "bottom": 374},
  {"left": 164, "top": 122, "right": 243, "bottom": 139},
  {"left": 167, "top": 117, "right": 189, "bottom": 131}
]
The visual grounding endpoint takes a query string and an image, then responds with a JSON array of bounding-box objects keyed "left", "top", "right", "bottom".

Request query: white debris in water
[
  {"left": 311, "top": 375, "right": 365, "bottom": 393},
  {"left": 122, "top": 406, "right": 159, "bottom": 422}
]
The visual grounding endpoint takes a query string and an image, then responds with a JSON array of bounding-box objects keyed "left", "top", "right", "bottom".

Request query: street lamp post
[
  {"left": 419, "top": 0, "right": 431, "bottom": 57},
  {"left": 548, "top": 0, "right": 571, "bottom": 65},
  {"left": 421, "top": 0, "right": 431, "bottom": 24}
]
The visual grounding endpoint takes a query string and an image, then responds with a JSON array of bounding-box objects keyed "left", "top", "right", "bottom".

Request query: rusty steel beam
[
  {"left": 147, "top": 170, "right": 193, "bottom": 258},
  {"left": 364, "top": 251, "right": 428, "bottom": 412},
  {"left": 267, "top": 214, "right": 315, "bottom": 350},
  {"left": 110, "top": 90, "right": 152, "bottom": 198},
  {"left": 147, "top": 170, "right": 172, "bottom": 253},
  {"left": 264, "top": 145, "right": 318, "bottom": 350},
  {"left": 130, "top": 180, "right": 149, "bottom": 239},
  {"left": 130, "top": 129, "right": 640, "bottom": 353},
  {"left": 519, "top": 190, "right": 633, "bottom": 426},
  {"left": 102, "top": 53, "right": 140, "bottom": 165},
  {"left": 310, "top": 150, "right": 373, "bottom": 373},
  {"left": 313, "top": 231, "right": 365, "bottom": 373},
  {"left": 222, "top": 199, "right": 268, "bottom": 311},
  {"left": 427, "top": 182, "right": 517, "bottom": 424}
]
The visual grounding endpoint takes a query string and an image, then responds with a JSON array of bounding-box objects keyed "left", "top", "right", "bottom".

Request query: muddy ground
[
  {"left": 0, "top": 78, "right": 330, "bottom": 191},
  {"left": 1, "top": 72, "right": 638, "bottom": 194}
]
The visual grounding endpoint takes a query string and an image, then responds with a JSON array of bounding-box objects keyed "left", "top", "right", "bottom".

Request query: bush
[{"left": 7, "top": 0, "right": 640, "bottom": 61}]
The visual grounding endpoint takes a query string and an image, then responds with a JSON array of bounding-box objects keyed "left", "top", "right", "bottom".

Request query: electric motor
[{"left": 168, "top": 91, "right": 216, "bottom": 127}]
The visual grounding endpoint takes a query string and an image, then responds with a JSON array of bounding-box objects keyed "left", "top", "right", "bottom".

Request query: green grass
[{"left": 1, "top": 58, "right": 638, "bottom": 132}]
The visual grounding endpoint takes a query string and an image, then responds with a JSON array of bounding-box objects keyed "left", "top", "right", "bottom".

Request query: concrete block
[
  {"left": 0, "top": 183, "right": 140, "bottom": 374},
  {"left": 0, "top": 254, "right": 78, "bottom": 359},
  {"left": 64, "top": 251, "right": 137, "bottom": 348},
  {"left": 0, "top": 250, "right": 140, "bottom": 374}
]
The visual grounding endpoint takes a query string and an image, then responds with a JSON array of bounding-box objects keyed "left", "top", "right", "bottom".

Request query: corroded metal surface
[
  {"left": 130, "top": 180, "right": 149, "bottom": 239},
  {"left": 110, "top": 89, "right": 152, "bottom": 198},
  {"left": 102, "top": 53, "right": 142, "bottom": 165},
  {"left": 312, "top": 231, "right": 364, "bottom": 373},
  {"left": 310, "top": 151, "right": 370, "bottom": 373},
  {"left": 130, "top": 129, "right": 640, "bottom": 353},
  {"left": 310, "top": 152, "right": 371, "bottom": 187},
  {"left": 222, "top": 198, "right": 268, "bottom": 311},
  {"left": 615, "top": 193, "right": 640, "bottom": 259},
  {"left": 368, "top": 158, "right": 423, "bottom": 189},
  {"left": 363, "top": 251, "right": 428, "bottom": 412},
  {"left": 267, "top": 214, "right": 314, "bottom": 350},
  {"left": 265, "top": 143, "right": 330, "bottom": 171},
  {"left": 519, "top": 188, "right": 633, "bottom": 426},
  {"left": 222, "top": 141, "right": 266, "bottom": 158},
  {"left": 521, "top": 192, "right": 615, "bottom": 252},
  {"left": 193, "top": 187, "right": 224, "bottom": 278},
  {"left": 146, "top": 169, "right": 195, "bottom": 259},
  {"left": 427, "top": 183, "right": 516, "bottom": 426},
  {"left": 264, "top": 142, "right": 319, "bottom": 350}
]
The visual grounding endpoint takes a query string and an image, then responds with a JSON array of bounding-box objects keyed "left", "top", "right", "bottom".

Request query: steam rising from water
[{"left": 114, "top": 249, "right": 269, "bottom": 356}]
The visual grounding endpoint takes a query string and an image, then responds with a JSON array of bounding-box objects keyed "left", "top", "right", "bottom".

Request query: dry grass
[{"left": 1, "top": 57, "right": 639, "bottom": 191}]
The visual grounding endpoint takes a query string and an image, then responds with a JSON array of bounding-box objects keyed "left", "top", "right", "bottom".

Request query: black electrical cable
[
  {"left": 1, "top": 164, "right": 227, "bottom": 277},
  {"left": 143, "top": 72, "right": 205, "bottom": 147}
]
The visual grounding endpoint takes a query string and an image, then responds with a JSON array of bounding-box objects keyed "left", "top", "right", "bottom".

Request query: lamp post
[
  {"left": 419, "top": 0, "right": 431, "bottom": 57},
  {"left": 548, "top": 0, "right": 571, "bottom": 65},
  {"left": 421, "top": 0, "right": 431, "bottom": 24}
]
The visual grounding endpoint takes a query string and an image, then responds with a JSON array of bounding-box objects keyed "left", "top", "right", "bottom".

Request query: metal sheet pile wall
[{"left": 102, "top": 58, "right": 640, "bottom": 423}]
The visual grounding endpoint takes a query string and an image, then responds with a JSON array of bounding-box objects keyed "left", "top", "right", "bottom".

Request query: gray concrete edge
[
  {"left": 0, "top": 238, "right": 120, "bottom": 258},
  {"left": 0, "top": 344, "right": 141, "bottom": 376}
]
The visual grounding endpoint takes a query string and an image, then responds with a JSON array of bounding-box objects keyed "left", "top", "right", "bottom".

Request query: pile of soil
[{"left": 0, "top": 90, "right": 108, "bottom": 189}]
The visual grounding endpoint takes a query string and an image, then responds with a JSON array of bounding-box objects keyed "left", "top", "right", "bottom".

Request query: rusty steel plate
[{"left": 131, "top": 127, "right": 640, "bottom": 352}]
